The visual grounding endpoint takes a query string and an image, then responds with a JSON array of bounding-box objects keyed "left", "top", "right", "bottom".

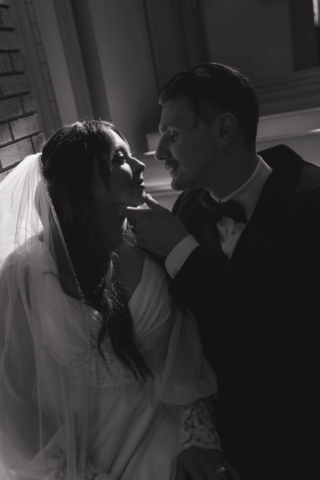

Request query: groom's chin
[{"left": 171, "top": 177, "right": 185, "bottom": 192}]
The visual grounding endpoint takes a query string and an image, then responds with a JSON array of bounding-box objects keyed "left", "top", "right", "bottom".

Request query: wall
[
  {"left": 87, "top": 0, "right": 159, "bottom": 153},
  {"left": 202, "top": 0, "right": 295, "bottom": 80},
  {"left": 0, "top": 0, "right": 44, "bottom": 181},
  {"left": 33, "top": 0, "right": 79, "bottom": 126}
]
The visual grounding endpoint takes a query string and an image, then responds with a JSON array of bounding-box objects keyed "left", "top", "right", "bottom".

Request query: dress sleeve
[
  {"left": 159, "top": 302, "right": 218, "bottom": 406},
  {"left": 177, "top": 397, "right": 222, "bottom": 454}
]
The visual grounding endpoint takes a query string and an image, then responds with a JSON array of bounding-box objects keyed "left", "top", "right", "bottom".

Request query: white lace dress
[
  {"left": 0, "top": 246, "right": 218, "bottom": 480},
  {"left": 85, "top": 256, "right": 186, "bottom": 480}
]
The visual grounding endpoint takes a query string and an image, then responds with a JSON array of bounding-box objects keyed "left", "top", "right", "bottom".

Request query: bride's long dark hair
[{"left": 41, "top": 120, "right": 152, "bottom": 380}]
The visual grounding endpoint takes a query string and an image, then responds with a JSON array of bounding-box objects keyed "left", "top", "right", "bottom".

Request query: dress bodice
[
  {"left": 0, "top": 239, "right": 218, "bottom": 480},
  {"left": 67, "top": 255, "right": 177, "bottom": 388}
]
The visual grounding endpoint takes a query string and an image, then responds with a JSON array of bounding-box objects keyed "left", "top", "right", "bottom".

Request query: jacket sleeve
[{"left": 168, "top": 245, "right": 229, "bottom": 318}]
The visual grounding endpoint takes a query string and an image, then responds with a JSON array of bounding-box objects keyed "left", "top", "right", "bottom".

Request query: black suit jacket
[{"left": 170, "top": 145, "right": 320, "bottom": 478}]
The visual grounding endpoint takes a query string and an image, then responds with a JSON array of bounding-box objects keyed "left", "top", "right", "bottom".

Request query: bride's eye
[{"left": 112, "top": 150, "right": 126, "bottom": 164}]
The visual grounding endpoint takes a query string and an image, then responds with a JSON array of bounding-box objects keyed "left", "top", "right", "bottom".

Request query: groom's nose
[{"left": 155, "top": 135, "right": 169, "bottom": 162}]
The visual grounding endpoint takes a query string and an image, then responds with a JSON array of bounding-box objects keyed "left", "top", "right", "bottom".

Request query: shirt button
[{"left": 231, "top": 228, "right": 236, "bottom": 235}]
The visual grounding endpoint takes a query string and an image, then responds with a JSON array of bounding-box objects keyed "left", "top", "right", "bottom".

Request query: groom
[{"left": 119, "top": 63, "right": 320, "bottom": 479}]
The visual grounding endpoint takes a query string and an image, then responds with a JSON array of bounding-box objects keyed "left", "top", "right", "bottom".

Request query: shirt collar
[{"left": 211, "top": 156, "right": 273, "bottom": 221}]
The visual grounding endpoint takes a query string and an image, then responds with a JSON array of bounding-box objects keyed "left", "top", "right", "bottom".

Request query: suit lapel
[{"left": 173, "top": 145, "right": 304, "bottom": 274}]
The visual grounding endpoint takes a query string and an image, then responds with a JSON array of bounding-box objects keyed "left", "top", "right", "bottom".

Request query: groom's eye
[{"left": 168, "top": 131, "right": 179, "bottom": 141}]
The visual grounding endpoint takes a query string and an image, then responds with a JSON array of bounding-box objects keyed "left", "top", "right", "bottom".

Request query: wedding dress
[{"left": 0, "top": 155, "right": 218, "bottom": 480}]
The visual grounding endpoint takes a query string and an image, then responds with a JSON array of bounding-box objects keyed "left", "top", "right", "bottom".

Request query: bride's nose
[{"left": 130, "top": 156, "right": 146, "bottom": 172}]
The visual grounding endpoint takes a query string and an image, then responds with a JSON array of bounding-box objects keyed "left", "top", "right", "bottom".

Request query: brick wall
[{"left": 0, "top": 0, "right": 44, "bottom": 182}]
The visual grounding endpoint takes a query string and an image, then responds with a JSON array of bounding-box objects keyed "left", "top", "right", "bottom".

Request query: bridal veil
[
  {"left": 0, "top": 153, "right": 218, "bottom": 480},
  {"left": 0, "top": 154, "right": 93, "bottom": 479}
]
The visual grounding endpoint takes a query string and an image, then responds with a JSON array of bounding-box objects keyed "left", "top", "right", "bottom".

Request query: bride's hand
[{"left": 175, "top": 447, "right": 242, "bottom": 480}]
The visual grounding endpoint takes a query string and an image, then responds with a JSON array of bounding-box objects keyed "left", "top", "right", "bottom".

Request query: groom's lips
[{"left": 165, "top": 162, "right": 179, "bottom": 174}]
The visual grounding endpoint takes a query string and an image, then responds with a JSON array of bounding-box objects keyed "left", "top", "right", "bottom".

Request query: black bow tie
[{"left": 199, "top": 192, "right": 248, "bottom": 224}]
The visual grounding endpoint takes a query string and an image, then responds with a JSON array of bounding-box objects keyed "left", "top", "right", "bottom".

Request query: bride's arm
[
  {"left": 0, "top": 262, "right": 112, "bottom": 480},
  {"left": 0, "top": 273, "right": 42, "bottom": 466},
  {"left": 176, "top": 398, "right": 242, "bottom": 479},
  {"left": 157, "top": 300, "right": 241, "bottom": 478}
]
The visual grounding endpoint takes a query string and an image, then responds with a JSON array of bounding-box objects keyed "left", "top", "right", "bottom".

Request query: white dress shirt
[{"left": 165, "top": 156, "right": 273, "bottom": 278}]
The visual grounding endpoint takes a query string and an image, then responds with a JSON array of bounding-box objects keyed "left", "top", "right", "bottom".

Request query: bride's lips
[{"left": 131, "top": 179, "right": 145, "bottom": 188}]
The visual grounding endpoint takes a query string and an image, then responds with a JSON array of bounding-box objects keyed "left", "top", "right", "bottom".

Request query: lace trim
[
  {"left": 69, "top": 302, "right": 171, "bottom": 388},
  {"left": 69, "top": 339, "right": 137, "bottom": 388},
  {"left": 178, "top": 397, "right": 222, "bottom": 454},
  {"left": 44, "top": 456, "right": 111, "bottom": 480},
  {"left": 69, "top": 330, "right": 170, "bottom": 388}
]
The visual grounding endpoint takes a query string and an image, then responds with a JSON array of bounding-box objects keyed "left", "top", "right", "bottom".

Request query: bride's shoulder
[{"left": 2, "top": 235, "right": 54, "bottom": 273}]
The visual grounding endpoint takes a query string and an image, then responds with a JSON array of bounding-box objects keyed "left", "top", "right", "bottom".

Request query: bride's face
[{"left": 92, "top": 130, "right": 147, "bottom": 210}]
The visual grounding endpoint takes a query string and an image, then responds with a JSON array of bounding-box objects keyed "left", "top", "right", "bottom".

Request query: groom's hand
[{"left": 117, "top": 194, "right": 189, "bottom": 257}]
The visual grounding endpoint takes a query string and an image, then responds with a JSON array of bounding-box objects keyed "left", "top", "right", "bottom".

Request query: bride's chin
[{"left": 132, "top": 190, "right": 147, "bottom": 207}]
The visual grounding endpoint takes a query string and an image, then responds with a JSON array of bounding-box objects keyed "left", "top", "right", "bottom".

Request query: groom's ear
[{"left": 218, "top": 113, "right": 238, "bottom": 147}]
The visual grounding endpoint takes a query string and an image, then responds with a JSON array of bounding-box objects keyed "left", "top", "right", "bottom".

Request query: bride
[{"left": 0, "top": 120, "right": 220, "bottom": 480}]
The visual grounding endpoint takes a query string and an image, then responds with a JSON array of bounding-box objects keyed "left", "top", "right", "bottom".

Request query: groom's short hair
[{"left": 158, "top": 62, "right": 259, "bottom": 147}]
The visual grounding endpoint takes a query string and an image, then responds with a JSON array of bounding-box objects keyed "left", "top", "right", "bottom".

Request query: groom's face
[{"left": 156, "top": 97, "right": 221, "bottom": 192}]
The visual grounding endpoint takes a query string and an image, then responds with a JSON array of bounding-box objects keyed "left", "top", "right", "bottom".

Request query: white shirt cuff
[{"left": 165, "top": 235, "right": 199, "bottom": 278}]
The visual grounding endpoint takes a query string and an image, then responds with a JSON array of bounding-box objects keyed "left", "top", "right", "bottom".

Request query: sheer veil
[
  {"left": 0, "top": 153, "right": 219, "bottom": 480},
  {"left": 0, "top": 154, "right": 93, "bottom": 479}
]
